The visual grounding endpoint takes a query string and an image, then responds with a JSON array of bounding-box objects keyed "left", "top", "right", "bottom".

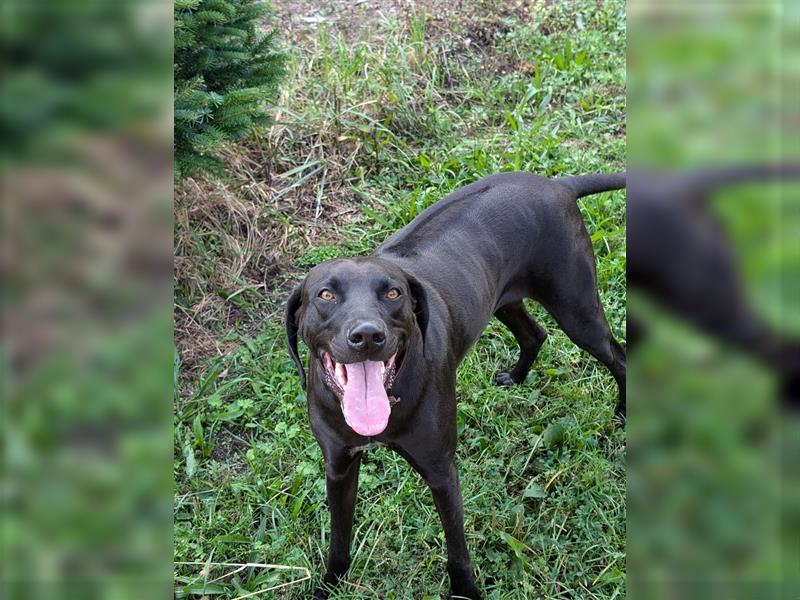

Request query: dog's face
[{"left": 286, "top": 257, "right": 428, "bottom": 436}]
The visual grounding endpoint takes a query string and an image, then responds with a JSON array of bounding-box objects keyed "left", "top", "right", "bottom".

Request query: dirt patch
[
  {"left": 272, "top": 0, "right": 545, "bottom": 81},
  {"left": 210, "top": 428, "right": 249, "bottom": 464},
  {"left": 173, "top": 121, "right": 372, "bottom": 376},
  {"left": 272, "top": 0, "right": 465, "bottom": 43},
  {"left": 174, "top": 162, "right": 362, "bottom": 376}
]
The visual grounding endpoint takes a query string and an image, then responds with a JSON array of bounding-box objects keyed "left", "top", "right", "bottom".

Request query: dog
[{"left": 285, "top": 171, "right": 627, "bottom": 599}]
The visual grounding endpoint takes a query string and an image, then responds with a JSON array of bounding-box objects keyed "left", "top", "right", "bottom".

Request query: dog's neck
[{"left": 390, "top": 326, "right": 428, "bottom": 398}]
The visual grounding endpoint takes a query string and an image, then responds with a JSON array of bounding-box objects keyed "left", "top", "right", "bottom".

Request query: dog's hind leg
[
  {"left": 494, "top": 301, "right": 548, "bottom": 386},
  {"left": 540, "top": 280, "right": 626, "bottom": 422},
  {"left": 546, "top": 301, "right": 626, "bottom": 423}
]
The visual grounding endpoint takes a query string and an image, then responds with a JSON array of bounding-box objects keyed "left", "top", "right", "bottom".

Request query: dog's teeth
[{"left": 335, "top": 363, "right": 346, "bottom": 386}]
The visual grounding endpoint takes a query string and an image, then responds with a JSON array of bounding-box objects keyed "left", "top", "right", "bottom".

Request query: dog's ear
[
  {"left": 285, "top": 283, "right": 306, "bottom": 390},
  {"left": 405, "top": 273, "right": 430, "bottom": 351}
]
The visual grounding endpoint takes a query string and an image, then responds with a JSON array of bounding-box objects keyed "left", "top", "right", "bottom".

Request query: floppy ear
[
  {"left": 405, "top": 274, "right": 430, "bottom": 352},
  {"left": 285, "top": 284, "right": 306, "bottom": 390}
]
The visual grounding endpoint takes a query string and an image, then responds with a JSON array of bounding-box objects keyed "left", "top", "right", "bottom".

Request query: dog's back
[{"left": 375, "top": 172, "right": 618, "bottom": 355}]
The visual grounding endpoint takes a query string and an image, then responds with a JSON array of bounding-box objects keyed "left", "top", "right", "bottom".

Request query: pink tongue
[{"left": 341, "top": 361, "right": 390, "bottom": 436}]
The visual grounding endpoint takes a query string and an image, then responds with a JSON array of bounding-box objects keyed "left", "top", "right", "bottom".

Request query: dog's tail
[
  {"left": 556, "top": 172, "right": 626, "bottom": 199},
  {"left": 680, "top": 163, "right": 800, "bottom": 193}
]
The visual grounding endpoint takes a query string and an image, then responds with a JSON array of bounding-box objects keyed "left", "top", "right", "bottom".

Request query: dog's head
[{"left": 285, "top": 257, "right": 429, "bottom": 436}]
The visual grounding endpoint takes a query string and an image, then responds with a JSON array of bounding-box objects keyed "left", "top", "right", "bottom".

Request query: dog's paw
[
  {"left": 449, "top": 567, "right": 482, "bottom": 599},
  {"left": 451, "top": 586, "right": 482, "bottom": 600},
  {"left": 312, "top": 586, "right": 330, "bottom": 600},
  {"left": 494, "top": 371, "right": 516, "bottom": 386}
]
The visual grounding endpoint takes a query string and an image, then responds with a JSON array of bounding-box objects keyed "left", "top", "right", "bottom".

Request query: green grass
[{"left": 175, "top": 1, "right": 626, "bottom": 598}]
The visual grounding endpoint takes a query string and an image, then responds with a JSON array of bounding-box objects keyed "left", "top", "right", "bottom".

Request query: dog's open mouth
[{"left": 321, "top": 352, "right": 400, "bottom": 436}]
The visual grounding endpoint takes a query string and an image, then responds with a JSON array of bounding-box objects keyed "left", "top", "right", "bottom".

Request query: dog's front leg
[
  {"left": 429, "top": 463, "right": 481, "bottom": 600},
  {"left": 314, "top": 451, "right": 362, "bottom": 600},
  {"left": 421, "top": 461, "right": 482, "bottom": 600}
]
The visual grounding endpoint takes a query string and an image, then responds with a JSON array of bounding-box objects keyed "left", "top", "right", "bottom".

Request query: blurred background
[
  {"left": 2, "top": 1, "right": 174, "bottom": 598},
  {"left": 628, "top": 0, "right": 799, "bottom": 598}
]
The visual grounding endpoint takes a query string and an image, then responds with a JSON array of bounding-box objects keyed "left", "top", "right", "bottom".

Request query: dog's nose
[{"left": 347, "top": 322, "right": 386, "bottom": 352}]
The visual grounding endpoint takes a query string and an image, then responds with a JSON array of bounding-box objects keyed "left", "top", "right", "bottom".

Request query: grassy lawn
[{"left": 174, "top": 1, "right": 626, "bottom": 598}]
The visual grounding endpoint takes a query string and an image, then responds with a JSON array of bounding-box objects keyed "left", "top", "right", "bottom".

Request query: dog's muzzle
[{"left": 321, "top": 351, "right": 400, "bottom": 436}]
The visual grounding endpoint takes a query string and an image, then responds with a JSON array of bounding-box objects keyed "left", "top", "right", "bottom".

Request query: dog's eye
[
  {"left": 386, "top": 288, "right": 401, "bottom": 300},
  {"left": 318, "top": 289, "right": 335, "bottom": 301}
]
